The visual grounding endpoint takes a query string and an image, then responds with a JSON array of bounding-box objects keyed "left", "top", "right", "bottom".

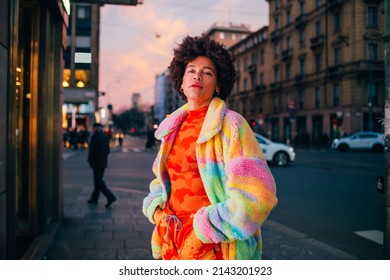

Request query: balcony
[
  {"left": 294, "top": 74, "right": 305, "bottom": 85},
  {"left": 328, "top": 0, "right": 344, "bottom": 11},
  {"left": 247, "top": 64, "right": 257, "bottom": 74},
  {"left": 327, "top": 65, "right": 342, "bottom": 79},
  {"left": 295, "top": 14, "right": 307, "bottom": 29},
  {"left": 255, "top": 84, "right": 267, "bottom": 92},
  {"left": 281, "top": 49, "right": 293, "bottom": 61},
  {"left": 270, "top": 82, "right": 281, "bottom": 91},
  {"left": 310, "top": 35, "right": 325, "bottom": 50},
  {"left": 270, "top": 30, "right": 281, "bottom": 41}
]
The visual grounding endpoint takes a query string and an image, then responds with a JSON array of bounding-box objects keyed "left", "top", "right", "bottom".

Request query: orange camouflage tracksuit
[{"left": 152, "top": 106, "right": 223, "bottom": 260}]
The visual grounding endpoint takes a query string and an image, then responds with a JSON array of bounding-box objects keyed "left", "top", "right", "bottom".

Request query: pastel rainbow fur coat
[{"left": 142, "top": 97, "right": 278, "bottom": 260}]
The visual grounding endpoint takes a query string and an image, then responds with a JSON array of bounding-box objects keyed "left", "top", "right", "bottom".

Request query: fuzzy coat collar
[{"left": 154, "top": 97, "right": 226, "bottom": 144}]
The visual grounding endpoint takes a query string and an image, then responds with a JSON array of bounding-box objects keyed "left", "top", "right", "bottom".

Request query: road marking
[
  {"left": 63, "top": 152, "right": 76, "bottom": 159},
  {"left": 354, "top": 230, "right": 383, "bottom": 245}
]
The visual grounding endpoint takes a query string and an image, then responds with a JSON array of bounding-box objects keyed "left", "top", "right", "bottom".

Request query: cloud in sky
[{"left": 99, "top": 0, "right": 269, "bottom": 113}]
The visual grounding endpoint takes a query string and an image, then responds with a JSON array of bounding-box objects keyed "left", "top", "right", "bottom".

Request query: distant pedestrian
[
  {"left": 145, "top": 128, "right": 156, "bottom": 151},
  {"left": 87, "top": 122, "right": 116, "bottom": 207}
]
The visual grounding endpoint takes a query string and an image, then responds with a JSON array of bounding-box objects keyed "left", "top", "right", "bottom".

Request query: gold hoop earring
[{"left": 180, "top": 88, "right": 184, "bottom": 93}]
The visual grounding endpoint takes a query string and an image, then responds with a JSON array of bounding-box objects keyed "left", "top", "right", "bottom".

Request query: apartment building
[
  {"left": 229, "top": 0, "right": 385, "bottom": 146},
  {"left": 207, "top": 22, "right": 252, "bottom": 47}
]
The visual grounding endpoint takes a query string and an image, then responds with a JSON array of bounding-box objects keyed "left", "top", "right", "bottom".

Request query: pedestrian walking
[
  {"left": 145, "top": 128, "right": 156, "bottom": 151},
  {"left": 142, "top": 34, "right": 277, "bottom": 260},
  {"left": 87, "top": 122, "right": 116, "bottom": 207}
]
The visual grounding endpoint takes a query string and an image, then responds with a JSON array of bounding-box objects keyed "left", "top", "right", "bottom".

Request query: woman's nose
[{"left": 193, "top": 72, "right": 202, "bottom": 80}]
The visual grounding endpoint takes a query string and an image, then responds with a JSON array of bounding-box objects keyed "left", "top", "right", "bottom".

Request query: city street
[
  {"left": 269, "top": 148, "right": 384, "bottom": 259},
  {"left": 50, "top": 136, "right": 385, "bottom": 260}
]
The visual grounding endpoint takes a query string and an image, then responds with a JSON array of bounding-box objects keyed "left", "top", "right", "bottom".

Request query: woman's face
[{"left": 181, "top": 56, "right": 219, "bottom": 110}]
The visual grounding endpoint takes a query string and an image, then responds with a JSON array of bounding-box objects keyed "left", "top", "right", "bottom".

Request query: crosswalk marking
[{"left": 354, "top": 230, "right": 383, "bottom": 245}]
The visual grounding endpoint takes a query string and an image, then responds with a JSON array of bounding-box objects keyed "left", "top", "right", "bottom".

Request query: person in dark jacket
[{"left": 87, "top": 122, "right": 116, "bottom": 207}]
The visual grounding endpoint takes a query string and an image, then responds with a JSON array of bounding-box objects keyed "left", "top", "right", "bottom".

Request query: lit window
[{"left": 75, "top": 52, "right": 91, "bottom": 63}]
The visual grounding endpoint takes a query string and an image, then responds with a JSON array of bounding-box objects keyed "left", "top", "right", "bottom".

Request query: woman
[{"left": 142, "top": 34, "right": 277, "bottom": 260}]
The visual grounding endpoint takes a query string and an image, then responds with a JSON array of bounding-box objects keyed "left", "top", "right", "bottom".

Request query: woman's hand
[{"left": 153, "top": 207, "right": 163, "bottom": 224}]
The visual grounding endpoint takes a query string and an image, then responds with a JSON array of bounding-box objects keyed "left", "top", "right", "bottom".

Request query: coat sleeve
[
  {"left": 142, "top": 156, "right": 167, "bottom": 224},
  {"left": 193, "top": 118, "right": 278, "bottom": 243}
]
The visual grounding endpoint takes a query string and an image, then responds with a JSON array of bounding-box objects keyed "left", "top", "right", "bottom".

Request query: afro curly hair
[{"left": 168, "top": 33, "right": 237, "bottom": 101}]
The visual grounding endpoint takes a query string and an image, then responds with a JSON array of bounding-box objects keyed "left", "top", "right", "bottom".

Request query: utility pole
[{"left": 384, "top": 0, "right": 390, "bottom": 260}]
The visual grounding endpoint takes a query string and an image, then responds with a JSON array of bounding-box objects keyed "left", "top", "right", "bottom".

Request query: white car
[
  {"left": 331, "top": 131, "right": 384, "bottom": 152},
  {"left": 254, "top": 133, "right": 296, "bottom": 167}
]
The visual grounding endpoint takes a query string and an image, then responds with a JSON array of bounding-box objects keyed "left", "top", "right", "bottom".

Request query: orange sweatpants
[{"left": 153, "top": 208, "right": 223, "bottom": 260}]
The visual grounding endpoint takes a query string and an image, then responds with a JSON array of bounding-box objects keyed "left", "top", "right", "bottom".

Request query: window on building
[
  {"left": 299, "top": 89, "right": 305, "bottom": 110},
  {"left": 63, "top": 69, "right": 71, "bottom": 87},
  {"left": 368, "top": 43, "right": 378, "bottom": 61},
  {"left": 286, "top": 36, "right": 292, "bottom": 49},
  {"left": 315, "top": 0, "right": 321, "bottom": 8},
  {"left": 334, "top": 11, "right": 341, "bottom": 32},
  {"left": 273, "top": 96, "right": 279, "bottom": 113},
  {"left": 260, "top": 72, "right": 264, "bottom": 85},
  {"left": 299, "top": 57, "right": 305, "bottom": 74},
  {"left": 275, "top": 0, "right": 280, "bottom": 10},
  {"left": 219, "top": 32, "right": 225, "bottom": 39},
  {"left": 299, "top": 29, "right": 305, "bottom": 47},
  {"left": 244, "top": 78, "right": 248, "bottom": 92},
  {"left": 315, "top": 53, "right": 322, "bottom": 72},
  {"left": 258, "top": 96, "right": 264, "bottom": 113},
  {"left": 315, "top": 20, "right": 321, "bottom": 36},
  {"left": 274, "top": 66, "right": 279, "bottom": 82},
  {"left": 274, "top": 17, "right": 279, "bottom": 29},
  {"left": 300, "top": 1, "right": 305, "bottom": 15},
  {"left": 367, "top": 7, "right": 378, "bottom": 28},
  {"left": 251, "top": 52, "right": 257, "bottom": 65},
  {"left": 333, "top": 83, "right": 340, "bottom": 106},
  {"left": 274, "top": 42, "right": 280, "bottom": 57},
  {"left": 315, "top": 87, "right": 320, "bottom": 108},
  {"left": 334, "top": 47, "right": 341, "bottom": 65},
  {"left": 75, "top": 36, "right": 91, "bottom": 48},
  {"left": 368, "top": 82, "right": 378, "bottom": 106},
  {"left": 286, "top": 10, "right": 291, "bottom": 25},
  {"left": 260, "top": 49, "right": 265, "bottom": 64},
  {"left": 286, "top": 63, "right": 291, "bottom": 80},
  {"left": 251, "top": 97, "right": 256, "bottom": 115},
  {"left": 251, "top": 75, "right": 256, "bottom": 90},
  {"left": 75, "top": 69, "right": 90, "bottom": 87},
  {"left": 77, "top": 5, "right": 91, "bottom": 19}
]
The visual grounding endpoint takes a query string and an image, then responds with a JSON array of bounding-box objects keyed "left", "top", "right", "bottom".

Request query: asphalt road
[{"left": 268, "top": 148, "right": 384, "bottom": 259}]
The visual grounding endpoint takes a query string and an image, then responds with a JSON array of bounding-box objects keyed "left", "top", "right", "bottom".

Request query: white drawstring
[{"left": 163, "top": 214, "right": 182, "bottom": 241}]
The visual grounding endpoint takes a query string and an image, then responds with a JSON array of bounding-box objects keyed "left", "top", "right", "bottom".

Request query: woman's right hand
[{"left": 153, "top": 207, "right": 163, "bottom": 224}]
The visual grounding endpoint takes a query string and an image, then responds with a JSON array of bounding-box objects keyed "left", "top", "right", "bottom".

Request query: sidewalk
[{"left": 43, "top": 136, "right": 358, "bottom": 260}]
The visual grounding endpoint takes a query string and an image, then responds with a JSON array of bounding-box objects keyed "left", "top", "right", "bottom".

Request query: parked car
[
  {"left": 331, "top": 131, "right": 384, "bottom": 152},
  {"left": 254, "top": 133, "right": 296, "bottom": 167}
]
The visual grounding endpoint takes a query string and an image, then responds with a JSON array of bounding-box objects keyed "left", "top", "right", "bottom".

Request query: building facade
[
  {"left": 229, "top": 0, "right": 385, "bottom": 146},
  {"left": 62, "top": 3, "right": 101, "bottom": 132},
  {"left": 0, "top": 0, "right": 68, "bottom": 259}
]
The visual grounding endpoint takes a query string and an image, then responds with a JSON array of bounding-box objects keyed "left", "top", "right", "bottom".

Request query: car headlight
[{"left": 289, "top": 147, "right": 294, "bottom": 153}]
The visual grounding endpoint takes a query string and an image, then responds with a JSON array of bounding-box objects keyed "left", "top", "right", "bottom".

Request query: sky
[{"left": 99, "top": 0, "right": 270, "bottom": 113}]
